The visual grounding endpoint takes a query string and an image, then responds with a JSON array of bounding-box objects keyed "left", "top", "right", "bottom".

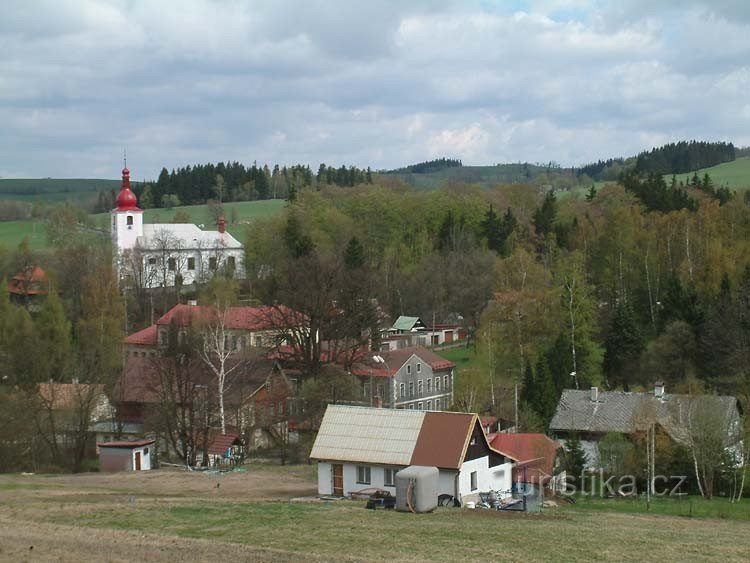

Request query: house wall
[
  {"left": 437, "top": 469, "right": 458, "bottom": 497},
  {"left": 112, "top": 210, "right": 143, "bottom": 251},
  {"left": 138, "top": 247, "right": 245, "bottom": 288},
  {"left": 392, "top": 355, "right": 453, "bottom": 411},
  {"left": 99, "top": 447, "right": 133, "bottom": 472},
  {"left": 134, "top": 445, "right": 152, "bottom": 470},
  {"left": 457, "top": 456, "right": 513, "bottom": 502},
  {"left": 317, "top": 461, "right": 400, "bottom": 496}
]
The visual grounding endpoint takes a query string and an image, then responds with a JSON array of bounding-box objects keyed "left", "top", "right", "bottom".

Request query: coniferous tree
[
  {"left": 34, "top": 292, "right": 72, "bottom": 383},
  {"left": 344, "top": 237, "right": 365, "bottom": 270},
  {"left": 533, "top": 191, "right": 557, "bottom": 238},
  {"left": 603, "top": 300, "right": 643, "bottom": 389},
  {"left": 534, "top": 355, "right": 558, "bottom": 424}
]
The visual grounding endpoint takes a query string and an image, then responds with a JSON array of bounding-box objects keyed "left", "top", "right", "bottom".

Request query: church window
[
  {"left": 126, "top": 215, "right": 133, "bottom": 226},
  {"left": 227, "top": 256, "right": 236, "bottom": 270},
  {"left": 148, "top": 257, "right": 156, "bottom": 266},
  {"left": 168, "top": 258, "right": 176, "bottom": 271},
  {"left": 209, "top": 257, "right": 218, "bottom": 270},
  {"left": 187, "top": 257, "right": 195, "bottom": 270}
]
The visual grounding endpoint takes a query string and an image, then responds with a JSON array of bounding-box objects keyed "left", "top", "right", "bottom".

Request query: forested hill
[{"left": 577, "top": 140, "right": 737, "bottom": 181}]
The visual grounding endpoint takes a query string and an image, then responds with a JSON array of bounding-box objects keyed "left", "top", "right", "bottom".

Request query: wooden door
[
  {"left": 332, "top": 464, "right": 343, "bottom": 495},
  {"left": 134, "top": 451, "right": 142, "bottom": 471}
]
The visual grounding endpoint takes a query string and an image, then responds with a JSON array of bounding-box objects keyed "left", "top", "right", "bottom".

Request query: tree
[
  {"left": 33, "top": 292, "right": 72, "bottom": 383},
  {"left": 533, "top": 190, "right": 557, "bottom": 238},
  {"left": 564, "top": 434, "right": 588, "bottom": 482},
  {"left": 603, "top": 300, "right": 643, "bottom": 389}
]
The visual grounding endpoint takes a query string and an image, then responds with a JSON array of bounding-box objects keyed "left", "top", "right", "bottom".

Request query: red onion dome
[{"left": 115, "top": 166, "right": 140, "bottom": 211}]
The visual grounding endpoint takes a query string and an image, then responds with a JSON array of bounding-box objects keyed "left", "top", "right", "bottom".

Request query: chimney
[
  {"left": 590, "top": 386, "right": 598, "bottom": 403},
  {"left": 218, "top": 216, "right": 226, "bottom": 234},
  {"left": 654, "top": 382, "right": 665, "bottom": 400}
]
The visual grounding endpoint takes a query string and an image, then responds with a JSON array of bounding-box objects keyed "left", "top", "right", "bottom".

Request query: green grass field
[
  {"left": 0, "top": 220, "right": 48, "bottom": 250},
  {"left": 0, "top": 200, "right": 285, "bottom": 251},
  {"left": 0, "top": 178, "right": 120, "bottom": 203},
  {"left": 667, "top": 156, "right": 750, "bottom": 190}
]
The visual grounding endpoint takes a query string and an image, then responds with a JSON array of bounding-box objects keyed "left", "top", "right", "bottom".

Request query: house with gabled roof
[
  {"left": 550, "top": 383, "right": 742, "bottom": 468},
  {"left": 310, "top": 405, "right": 516, "bottom": 503},
  {"left": 349, "top": 346, "right": 455, "bottom": 411}
]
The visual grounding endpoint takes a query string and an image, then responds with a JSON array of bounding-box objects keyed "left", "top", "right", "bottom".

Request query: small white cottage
[
  {"left": 310, "top": 405, "right": 516, "bottom": 504},
  {"left": 98, "top": 439, "right": 155, "bottom": 472}
]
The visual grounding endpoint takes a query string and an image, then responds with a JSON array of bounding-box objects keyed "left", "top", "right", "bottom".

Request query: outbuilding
[{"left": 98, "top": 439, "right": 155, "bottom": 472}]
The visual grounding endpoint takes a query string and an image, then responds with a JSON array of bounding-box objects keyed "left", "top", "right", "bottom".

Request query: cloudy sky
[{"left": 2, "top": 0, "right": 750, "bottom": 179}]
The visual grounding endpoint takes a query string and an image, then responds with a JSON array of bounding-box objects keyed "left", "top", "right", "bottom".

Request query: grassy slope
[
  {"left": 0, "top": 178, "right": 121, "bottom": 203},
  {"left": 386, "top": 164, "right": 546, "bottom": 190},
  {"left": 0, "top": 220, "right": 48, "bottom": 250},
  {"left": 0, "top": 200, "right": 285, "bottom": 251},
  {"left": 667, "top": 156, "right": 750, "bottom": 190},
  {"left": 39, "top": 499, "right": 750, "bottom": 561}
]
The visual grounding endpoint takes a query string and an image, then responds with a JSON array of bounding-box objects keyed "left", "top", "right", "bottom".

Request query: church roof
[{"left": 138, "top": 223, "right": 242, "bottom": 250}]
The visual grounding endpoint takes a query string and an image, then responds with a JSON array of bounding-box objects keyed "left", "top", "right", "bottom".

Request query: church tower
[{"left": 111, "top": 163, "right": 143, "bottom": 252}]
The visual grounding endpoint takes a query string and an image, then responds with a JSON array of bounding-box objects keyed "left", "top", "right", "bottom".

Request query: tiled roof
[
  {"left": 550, "top": 389, "right": 740, "bottom": 446},
  {"left": 310, "top": 405, "right": 512, "bottom": 469},
  {"left": 156, "top": 303, "right": 303, "bottom": 331},
  {"left": 207, "top": 433, "right": 242, "bottom": 455},
  {"left": 123, "top": 324, "right": 158, "bottom": 346},
  {"left": 139, "top": 223, "right": 243, "bottom": 250},
  {"left": 391, "top": 316, "right": 422, "bottom": 331},
  {"left": 99, "top": 439, "right": 155, "bottom": 448},
  {"left": 350, "top": 346, "right": 455, "bottom": 378},
  {"left": 490, "top": 433, "right": 560, "bottom": 483},
  {"left": 7, "top": 266, "right": 50, "bottom": 295}
]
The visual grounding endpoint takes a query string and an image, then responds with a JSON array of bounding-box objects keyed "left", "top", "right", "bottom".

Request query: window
[
  {"left": 470, "top": 471, "right": 478, "bottom": 491},
  {"left": 227, "top": 256, "right": 236, "bottom": 270},
  {"left": 209, "top": 257, "right": 218, "bottom": 270},
  {"left": 444, "top": 375, "right": 449, "bottom": 390},
  {"left": 418, "top": 401, "right": 423, "bottom": 410},
  {"left": 362, "top": 382, "right": 370, "bottom": 398},
  {"left": 408, "top": 403, "right": 415, "bottom": 410},
  {"left": 357, "top": 466, "right": 371, "bottom": 485},
  {"left": 435, "top": 377, "right": 440, "bottom": 391},
  {"left": 426, "top": 379, "right": 432, "bottom": 393},
  {"left": 409, "top": 382, "right": 414, "bottom": 397},
  {"left": 399, "top": 383, "right": 405, "bottom": 398},
  {"left": 168, "top": 257, "right": 176, "bottom": 271},
  {"left": 417, "top": 380, "right": 423, "bottom": 395},
  {"left": 187, "top": 257, "right": 195, "bottom": 270},
  {"left": 148, "top": 257, "right": 156, "bottom": 266},
  {"left": 417, "top": 362, "right": 421, "bottom": 373},
  {"left": 126, "top": 215, "right": 133, "bottom": 226},
  {"left": 384, "top": 468, "right": 396, "bottom": 487},
  {"left": 426, "top": 400, "right": 432, "bottom": 410},
  {"left": 377, "top": 384, "right": 384, "bottom": 398},
  {"left": 435, "top": 398, "right": 441, "bottom": 410},
  {"left": 407, "top": 365, "right": 411, "bottom": 375}
]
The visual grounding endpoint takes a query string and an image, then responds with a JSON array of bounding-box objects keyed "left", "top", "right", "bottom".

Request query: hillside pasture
[
  {"left": 1, "top": 468, "right": 749, "bottom": 562},
  {"left": 0, "top": 178, "right": 120, "bottom": 204},
  {"left": 0, "top": 220, "right": 48, "bottom": 250},
  {"left": 667, "top": 156, "right": 750, "bottom": 190}
]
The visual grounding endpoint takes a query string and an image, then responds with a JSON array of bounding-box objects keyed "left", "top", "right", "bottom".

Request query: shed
[{"left": 98, "top": 439, "right": 155, "bottom": 472}]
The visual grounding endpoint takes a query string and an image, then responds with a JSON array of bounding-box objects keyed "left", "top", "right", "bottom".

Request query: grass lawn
[
  {"left": 437, "top": 345, "right": 486, "bottom": 372},
  {"left": 0, "top": 220, "right": 48, "bottom": 250},
  {"left": 567, "top": 494, "right": 750, "bottom": 521},
  {"left": 36, "top": 499, "right": 750, "bottom": 561}
]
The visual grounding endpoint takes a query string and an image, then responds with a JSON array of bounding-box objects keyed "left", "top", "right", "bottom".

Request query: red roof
[
  {"left": 7, "top": 266, "right": 50, "bottom": 295},
  {"left": 207, "top": 433, "right": 241, "bottom": 455},
  {"left": 99, "top": 439, "right": 155, "bottom": 448},
  {"left": 490, "top": 433, "right": 561, "bottom": 484},
  {"left": 350, "top": 346, "right": 455, "bottom": 378},
  {"left": 115, "top": 166, "right": 141, "bottom": 212},
  {"left": 156, "top": 303, "right": 303, "bottom": 331},
  {"left": 123, "top": 324, "right": 158, "bottom": 346}
]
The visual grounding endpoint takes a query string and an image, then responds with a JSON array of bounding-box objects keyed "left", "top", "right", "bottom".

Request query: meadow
[
  {"left": 668, "top": 156, "right": 750, "bottom": 190},
  {"left": 0, "top": 178, "right": 120, "bottom": 203},
  {"left": 0, "top": 220, "right": 48, "bottom": 250},
  {"left": 1, "top": 468, "right": 749, "bottom": 562}
]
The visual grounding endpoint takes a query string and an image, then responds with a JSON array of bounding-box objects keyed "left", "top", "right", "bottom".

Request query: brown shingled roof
[
  {"left": 410, "top": 411, "right": 476, "bottom": 469},
  {"left": 350, "top": 346, "right": 455, "bottom": 378},
  {"left": 156, "top": 303, "right": 304, "bottom": 331}
]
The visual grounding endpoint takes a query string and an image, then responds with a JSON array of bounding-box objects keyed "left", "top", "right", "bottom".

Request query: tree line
[{"left": 388, "top": 158, "right": 463, "bottom": 174}]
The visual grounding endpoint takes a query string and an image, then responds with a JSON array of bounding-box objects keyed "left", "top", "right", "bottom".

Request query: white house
[
  {"left": 309, "top": 405, "right": 517, "bottom": 504},
  {"left": 111, "top": 164, "right": 244, "bottom": 288}
]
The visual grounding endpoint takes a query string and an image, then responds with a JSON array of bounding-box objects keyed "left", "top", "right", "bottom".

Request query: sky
[{"left": 1, "top": 0, "right": 750, "bottom": 179}]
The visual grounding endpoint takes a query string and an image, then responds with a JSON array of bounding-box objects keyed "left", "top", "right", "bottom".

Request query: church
[{"left": 111, "top": 164, "right": 244, "bottom": 289}]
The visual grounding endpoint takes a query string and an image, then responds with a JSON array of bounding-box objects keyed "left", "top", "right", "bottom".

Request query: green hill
[
  {"left": 0, "top": 199, "right": 285, "bottom": 251},
  {"left": 385, "top": 163, "right": 567, "bottom": 190},
  {"left": 0, "top": 178, "right": 121, "bottom": 203},
  {"left": 666, "top": 156, "right": 750, "bottom": 190}
]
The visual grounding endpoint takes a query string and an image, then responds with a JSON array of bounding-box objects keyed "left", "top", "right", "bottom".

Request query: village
[{"left": 1, "top": 169, "right": 745, "bottom": 529}]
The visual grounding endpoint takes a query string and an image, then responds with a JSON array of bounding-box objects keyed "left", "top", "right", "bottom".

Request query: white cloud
[{"left": 0, "top": 0, "right": 749, "bottom": 178}]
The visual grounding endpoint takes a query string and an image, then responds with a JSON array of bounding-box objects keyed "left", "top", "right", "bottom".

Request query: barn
[{"left": 98, "top": 439, "right": 155, "bottom": 472}]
